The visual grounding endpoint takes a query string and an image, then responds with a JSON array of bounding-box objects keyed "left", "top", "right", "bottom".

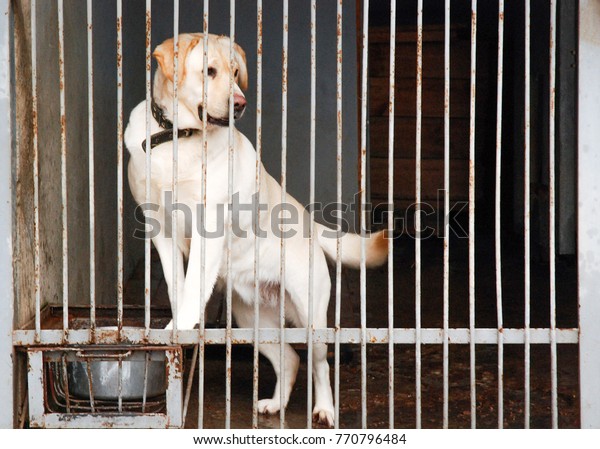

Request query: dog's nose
[{"left": 233, "top": 93, "right": 246, "bottom": 119}]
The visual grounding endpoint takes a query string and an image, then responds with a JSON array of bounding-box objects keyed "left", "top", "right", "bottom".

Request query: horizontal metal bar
[
  {"left": 14, "top": 328, "right": 579, "bottom": 346},
  {"left": 29, "top": 414, "right": 170, "bottom": 429}
]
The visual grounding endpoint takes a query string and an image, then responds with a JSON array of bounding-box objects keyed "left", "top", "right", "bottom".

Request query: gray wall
[{"left": 144, "top": 0, "right": 360, "bottom": 211}]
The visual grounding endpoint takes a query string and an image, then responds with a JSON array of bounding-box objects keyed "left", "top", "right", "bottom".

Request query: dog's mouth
[{"left": 197, "top": 106, "right": 245, "bottom": 127}]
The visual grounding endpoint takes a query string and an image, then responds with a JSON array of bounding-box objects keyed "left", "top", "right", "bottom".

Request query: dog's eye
[
  {"left": 234, "top": 69, "right": 239, "bottom": 78},
  {"left": 207, "top": 67, "right": 216, "bottom": 77}
]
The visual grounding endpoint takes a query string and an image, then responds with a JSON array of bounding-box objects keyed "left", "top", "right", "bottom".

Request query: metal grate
[{"left": 4, "top": 0, "right": 592, "bottom": 430}]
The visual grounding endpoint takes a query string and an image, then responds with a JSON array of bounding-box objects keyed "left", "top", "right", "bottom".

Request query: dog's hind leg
[
  {"left": 232, "top": 295, "right": 299, "bottom": 417},
  {"left": 286, "top": 251, "right": 335, "bottom": 427}
]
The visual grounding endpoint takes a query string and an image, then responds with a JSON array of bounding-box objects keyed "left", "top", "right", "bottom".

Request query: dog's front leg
[
  {"left": 175, "top": 212, "right": 225, "bottom": 329},
  {"left": 152, "top": 231, "right": 185, "bottom": 327}
]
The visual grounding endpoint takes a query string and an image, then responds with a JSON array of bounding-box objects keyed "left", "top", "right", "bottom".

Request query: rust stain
[{"left": 32, "top": 110, "right": 38, "bottom": 135}]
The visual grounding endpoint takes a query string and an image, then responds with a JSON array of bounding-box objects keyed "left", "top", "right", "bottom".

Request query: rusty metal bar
[
  {"left": 183, "top": 344, "right": 198, "bottom": 421},
  {"left": 387, "top": 0, "right": 396, "bottom": 430},
  {"left": 86, "top": 356, "right": 96, "bottom": 412},
  {"left": 252, "top": 0, "right": 263, "bottom": 430},
  {"left": 117, "top": 356, "right": 123, "bottom": 413},
  {"left": 334, "top": 0, "right": 343, "bottom": 430},
  {"left": 142, "top": 350, "right": 150, "bottom": 413},
  {"left": 198, "top": 0, "right": 209, "bottom": 429},
  {"left": 61, "top": 353, "right": 71, "bottom": 413},
  {"left": 87, "top": 0, "right": 96, "bottom": 340},
  {"left": 415, "top": 0, "right": 423, "bottom": 430},
  {"left": 280, "top": 0, "right": 289, "bottom": 429},
  {"left": 144, "top": 0, "right": 152, "bottom": 338},
  {"left": 495, "top": 0, "right": 505, "bottom": 429},
  {"left": 225, "top": 0, "right": 236, "bottom": 429},
  {"left": 549, "top": 0, "right": 558, "bottom": 429},
  {"left": 58, "top": 0, "right": 69, "bottom": 336},
  {"left": 171, "top": 0, "right": 180, "bottom": 340},
  {"left": 32, "top": 414, "right": 170, "bottom": 429},
  {"left": 116, "top": 0, "right": 124, "bottom": 336},
  {"left": 31, "top": 0, "right": 41, "bottom": 342},
  {"left": 524, "top": 0, "right": 531, "bottom": 429},
  {"left": 27, "top": 351, "right": 45, "bottom": 424},
  {"left": 359, "top": 0, "right": 370, "bottom": 429},
  {"left": 165, "top": 349, "right": 184, "bottom": 428},
  {"left": 442, "top": 0, "right": 450, "bottom": 430},
  {"left": 14, "top": 327, "right": 580, "bottom": 347},
  {"left": 468, "top": 0, "right": 478, "bottom": 429},
  {"left": 306, "top": 0, "right": 316, "bottom": 429}
]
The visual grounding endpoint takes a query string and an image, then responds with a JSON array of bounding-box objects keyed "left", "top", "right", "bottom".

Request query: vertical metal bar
[
  {"left": 225, "top": 0, "right": 236, "bottom": 429},
  {"left": 165, "top": 349, "right": 183, "bottom": 428},
  {"left": 252, "top": 0, "right": 263, "bottom": 430},
  {"left": 27, "top": 352, "right": 45, "bottom": 424},
  {"left": 387, "top": 0, "right": 396, "bottom": 431},
  {"left": 359, "top": 0, "right": 370, "bottom": 430},
  {"left": 117, "top": 356, "right": 123, "bottom": 413},
  {"left": 142, "top": 351, "right": 150, "bottom": 413},
  {"left": 144, "top": 0, "right": 152, "bottom": 338},
  {"left": 116, "top": 0, "right": 124, "bottom": 337},
  {"left": 415, "top": 0, "right": 423, "bottom": 430},
  {"left": 58, "top": 0, "right": 69, "bottom": 337},
  {"left": 183, "top": 345, "right": 198, "bottom": 421},
  {"left": 61, "top": 353, "right": 71, "bottom": 413},
  {"left": 334, "top": 0, "right": 343, "bottom": 430},
  {"left": 442, "top": 0, "right": 450, "bottom": 430},
  {"left": 198, "top": 0, "right": 209, "bottom": 429},
  {"left": 469, "top": 0, "right": 478, "bottom": 430},
  {"left": 495, "top": 0, "right": 505, "bottom": 430},
  {"left": 578, "top": 0, "right": 600, "bottom": 428},
  {"left": 524, "top": 0, "right": 531, "bottom": 430},
  {"left": 85, "top": 358, "right": 96, "bottom": 412},
  {"left": 31, "top": 0, "right": 41, "bottom": 343},
  {"left": 307, "top": 0, "right": 316, "bottom": 429},
  {"left": 548, "top": 0, "right": 558, "bottom": 430},
  {"left": 171, "top": 0, "right": 180, "bottom": 340},
  {"left": 280, "top": 0, "right": 289, "bottom": 429},
  {"left": 87, "top": 0, "right": 96, "bottom": 341},
  {"left": 0, "top": 0, "right": 14, "bottom": 427}
]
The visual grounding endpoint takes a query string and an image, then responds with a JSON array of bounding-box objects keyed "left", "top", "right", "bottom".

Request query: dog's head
[{"left": 152, "top": 33, "right": 248, "bottom": 130}]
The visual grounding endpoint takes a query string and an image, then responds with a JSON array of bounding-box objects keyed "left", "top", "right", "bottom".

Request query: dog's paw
[
  {"left": 312, "top": 405, "right": 334, "bottom": 428},
  {"left": 257, "top": 398, "right": 281, "bottom": 415}
]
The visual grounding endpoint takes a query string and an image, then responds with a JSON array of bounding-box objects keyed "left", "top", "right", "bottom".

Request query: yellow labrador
[{"left": 125, "top": 33, "right": 387, "bottom": 427}]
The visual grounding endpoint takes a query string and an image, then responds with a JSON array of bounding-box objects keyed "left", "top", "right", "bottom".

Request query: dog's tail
[{"left": 315, "top": 223, "right": 389, "bottom": 269}]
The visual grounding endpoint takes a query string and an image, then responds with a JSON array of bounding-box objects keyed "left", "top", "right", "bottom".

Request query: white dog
[{"left": 125, "top": 33, "right": 387, "bottom": 426}]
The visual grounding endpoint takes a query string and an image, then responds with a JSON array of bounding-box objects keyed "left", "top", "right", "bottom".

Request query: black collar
[{"left": 141, "top": 99, "right": 197, "bottom": 152}]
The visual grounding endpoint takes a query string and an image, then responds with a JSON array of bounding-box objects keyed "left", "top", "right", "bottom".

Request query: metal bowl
[{"left": 67, "top": 350, "right": 167, "bottom": 401}]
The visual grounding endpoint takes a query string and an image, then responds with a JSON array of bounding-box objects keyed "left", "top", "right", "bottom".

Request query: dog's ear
[
  {"left": 233, "top": 42, "right": 248, "bottom": 91},
  {"left": 153, "top": 34, "right": 200, "bottom": 83}
]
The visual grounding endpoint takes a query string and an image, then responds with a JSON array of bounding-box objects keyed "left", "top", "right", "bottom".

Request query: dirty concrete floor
[{"left": 124, "top": 231, "right": 579, "bottom": 429}]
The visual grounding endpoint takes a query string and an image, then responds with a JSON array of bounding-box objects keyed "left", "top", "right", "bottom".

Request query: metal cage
[{"left": 1, "top": 0, "right": 599, "bottom": 430}]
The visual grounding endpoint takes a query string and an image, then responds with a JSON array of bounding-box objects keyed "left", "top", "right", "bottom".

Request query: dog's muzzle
[{"left": 197, "top": 93, "right": 247, "bottom": 127}]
